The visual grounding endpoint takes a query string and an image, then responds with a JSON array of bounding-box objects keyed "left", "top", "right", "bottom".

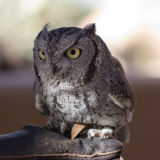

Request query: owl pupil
[{"left": 70, "top": 50, "right": 75, "bottom": 55}]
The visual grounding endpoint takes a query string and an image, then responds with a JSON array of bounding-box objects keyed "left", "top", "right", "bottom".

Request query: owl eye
[
  {"left": 66, "top": 47, "right": 81, "bottom": 59},
  {"left": 38, "top": 50, "right": 46, "bottom": 60}
]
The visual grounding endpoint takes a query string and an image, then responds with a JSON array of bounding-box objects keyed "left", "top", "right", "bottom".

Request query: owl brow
[
  {"left": 64, "top": 34, "right": 87, "bottom": 51},
  {"left": 54, "top": 33, "right": 90, "bottom": 57},
  {"left": 53, "top": 34, "right": 84, "bottom": 56}
]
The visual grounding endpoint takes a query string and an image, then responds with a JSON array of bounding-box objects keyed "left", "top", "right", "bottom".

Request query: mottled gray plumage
[{"left": 33, "top": 24, "right": 134, "bottom": 143}]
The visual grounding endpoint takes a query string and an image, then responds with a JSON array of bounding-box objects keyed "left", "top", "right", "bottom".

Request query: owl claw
[{"left": 87, "top": 128, "right": 113, "bottom": 141}]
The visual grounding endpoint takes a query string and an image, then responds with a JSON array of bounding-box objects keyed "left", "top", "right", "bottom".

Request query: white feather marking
[
  {"left": 87, "top": 91, "right": 97, "bottom": 107},
  {"left": 35, "top": 94, "right": 44, "bottom": 113},
  {"left": 108, "top": 94, "right": 124, "bottom": 109},
  {"left": 35, "top": 94, "right": 40, "bottom": 110},
  {"left": 49, "top": 82, "right": 74, "bottom": 93}
]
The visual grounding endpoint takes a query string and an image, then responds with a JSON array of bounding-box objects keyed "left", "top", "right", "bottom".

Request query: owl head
[{"left": 33, "top": 24, "right": 111, "bottom": 86}]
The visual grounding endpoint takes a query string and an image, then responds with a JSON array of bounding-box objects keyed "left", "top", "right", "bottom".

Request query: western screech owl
[{"left": 33, "top": 24, "right": 134, "bottom": 143}]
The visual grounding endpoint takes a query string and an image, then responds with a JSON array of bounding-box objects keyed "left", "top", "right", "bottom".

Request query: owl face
[{"left": 33, "top": 25, "right": 98, "bottom": 85}]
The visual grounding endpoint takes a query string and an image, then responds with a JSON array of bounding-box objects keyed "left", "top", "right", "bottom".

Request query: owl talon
[
  {"left": 100, "top": 135, "right": 105, "bottom": 141},
  {"left": 88, "top": 128, "right": 113, "bottom": 140}
]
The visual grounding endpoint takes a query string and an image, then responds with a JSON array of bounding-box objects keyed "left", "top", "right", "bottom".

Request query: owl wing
[
  {"left": 34, "top": 80, "right": 50, "bottom": 116},
  {"left": 108, "top": 57, "right": 135, "bottom": 122}
]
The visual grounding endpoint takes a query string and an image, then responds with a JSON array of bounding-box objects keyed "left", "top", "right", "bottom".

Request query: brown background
[{"left": 0, "top": 70, "right": 160, "bottom": 160}]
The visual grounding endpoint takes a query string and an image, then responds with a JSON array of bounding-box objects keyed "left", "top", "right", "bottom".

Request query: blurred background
[{"left": 0, "top": 0, "right": 160, "bottom": 159}]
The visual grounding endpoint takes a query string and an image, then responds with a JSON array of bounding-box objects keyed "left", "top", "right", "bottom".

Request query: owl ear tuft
[
  {"left": 43, "top": 23, "right": 50, "bottom": 33},
  {"left": 42, "top": 23, "right": 50, "bottom": 40},
  {"left": 83, "top": 23, "right": 96, "bottom": 34}
]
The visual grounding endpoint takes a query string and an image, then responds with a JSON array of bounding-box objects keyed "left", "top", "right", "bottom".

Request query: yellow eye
[
  {"left": 38, "top": 50, "right": 46, "bottom": 60},
  {"left": 66, "top": 47, "right": 81, "bottom": 59}
]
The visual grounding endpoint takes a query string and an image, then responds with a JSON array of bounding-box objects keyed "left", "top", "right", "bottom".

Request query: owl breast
[{"left": 44, "top": 82, "right": 98, "bottom": 124}]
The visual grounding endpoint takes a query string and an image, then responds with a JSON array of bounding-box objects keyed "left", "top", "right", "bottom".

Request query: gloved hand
[{"left": 0, "top": 124, "right": 123, "bottom": 160}]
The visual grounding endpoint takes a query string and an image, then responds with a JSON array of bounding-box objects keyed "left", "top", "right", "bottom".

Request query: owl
[{"left": 33, "top": 24, "right": 134, "bottom": 143}]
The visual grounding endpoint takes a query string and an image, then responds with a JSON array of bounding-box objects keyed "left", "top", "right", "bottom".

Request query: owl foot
[{"left": 87, "top": 128, "right": 113, "bottom": 141}]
